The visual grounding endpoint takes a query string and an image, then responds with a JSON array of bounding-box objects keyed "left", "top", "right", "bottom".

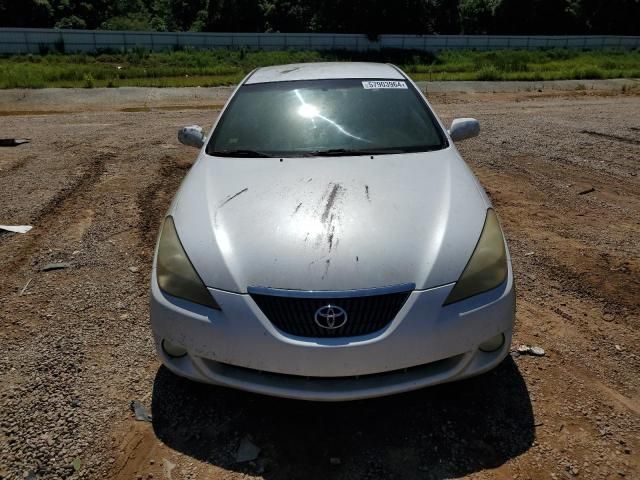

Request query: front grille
[{"left": 249, "top": 285, "right": 412, "bottom": 338}]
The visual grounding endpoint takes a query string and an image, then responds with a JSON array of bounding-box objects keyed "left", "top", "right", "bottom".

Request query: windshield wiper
[
  {"left": 209, "top": 149, "right": 273, "bottom": 158},
  {"left": 308, "top": 148, "right": 407, "bottom": 157}
]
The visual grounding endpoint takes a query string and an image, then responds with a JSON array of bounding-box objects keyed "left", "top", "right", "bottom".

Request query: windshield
[{"left": 206, "top": 78, "right": 448, "bottom": 157}]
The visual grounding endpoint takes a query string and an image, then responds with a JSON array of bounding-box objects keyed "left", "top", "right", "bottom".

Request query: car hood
[{"left": 171, "top": 149, "right": 489, "bottom": 293}]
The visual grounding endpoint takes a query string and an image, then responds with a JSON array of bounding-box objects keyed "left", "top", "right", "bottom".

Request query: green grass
[
  {"left": 405, "top": 49, "right": 640, "bottom": 81},
  {"left": 0, "top": 48, "right": 638, "bottom": 88}
]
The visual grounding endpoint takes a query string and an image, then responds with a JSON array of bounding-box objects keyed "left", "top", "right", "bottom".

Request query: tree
[
  {"left": 432, "top": 0, "right": 462, "bottom": 34},
  {"left": 101, "top": 13, "right": 155, "bottom": 30},
  {"left": 206, "top": 0, "right": 263, "bottom": 32},
  {"left": 575, "top": 0, "right": 640, "bottom": 35},
  {"left": 0, "top": 0, "right": 638, "bottom": 35},
  {"left": 492, "top": 0, "right": 574, "bottom": 34},
  {"left": 167, "top": 0, "right": 207, "bottom": 30},
  {"left": 458, "top": 0, "right": 497, "bottom": 34},
  {"left": 259, "top": 0, "right": 315, "bottom": 32},
  {"left": 0, "top": 0, "right": 54, "bottom": 27}
]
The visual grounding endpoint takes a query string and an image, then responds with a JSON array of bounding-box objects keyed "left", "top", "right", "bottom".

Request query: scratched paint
[
  {"left": 322, "top": 259, "right": 331, "bottom": 279},
  {"left": 214, "top": 187, "right": 249, "bottom": 227},
  {"left": 320, "top": 183, "right": 344, "bottom": 224},
  {"left": 219, "top": 187, "right": 249, "bottom": 208}
]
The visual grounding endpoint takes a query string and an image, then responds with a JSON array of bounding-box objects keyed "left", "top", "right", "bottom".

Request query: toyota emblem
[{"left": 314, "top": 304, "right": 348, "bottom": 330}]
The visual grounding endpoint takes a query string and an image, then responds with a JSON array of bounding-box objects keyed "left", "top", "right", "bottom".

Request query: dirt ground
[{"left": 0, "top": 86, "right": 638, "bottom": 480}]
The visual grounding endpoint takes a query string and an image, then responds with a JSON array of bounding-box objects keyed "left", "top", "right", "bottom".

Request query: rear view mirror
[
  {"left": 449, "top": 118, "right": 480, "bottom": 142},
  {"left": 178, "top": 125, "right": 206, "bottom": 148}
]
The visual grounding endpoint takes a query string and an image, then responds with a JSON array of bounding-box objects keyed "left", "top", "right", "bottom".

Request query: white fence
[{"left": 1, "top": 28, "right": 639, "bottom": 54}]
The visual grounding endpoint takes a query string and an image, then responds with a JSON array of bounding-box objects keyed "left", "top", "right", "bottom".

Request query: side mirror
[
  {"left": 178, "top": 125, "right": 206, "bottom": 148},
  {"left": 448, "top": 118, "right": 480, "bottom": 142}
]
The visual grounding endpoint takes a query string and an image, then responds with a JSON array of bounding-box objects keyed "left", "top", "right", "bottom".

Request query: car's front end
[
  {"left": 149, "top": 62, "right": 515, "bottom": 401},
  {"left": 151, "top": 267, "right": 514, "bottom": 401}
]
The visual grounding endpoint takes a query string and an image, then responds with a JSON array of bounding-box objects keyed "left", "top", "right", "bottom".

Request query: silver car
[{"left": 150, "top": 62, "right": 515, "bottom": 401}]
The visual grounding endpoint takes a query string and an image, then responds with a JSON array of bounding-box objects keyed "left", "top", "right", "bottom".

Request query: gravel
[{"left": 0, "top": 86, "right": 638, "bottom": 479}]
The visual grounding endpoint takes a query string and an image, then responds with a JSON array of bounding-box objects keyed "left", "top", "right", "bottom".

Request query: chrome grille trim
[
  {"left": 247, "top": 282, "right": 415, "bottom": 298},
  {"left": 249, "top": 283, "right": 414, "bottom": 338}
]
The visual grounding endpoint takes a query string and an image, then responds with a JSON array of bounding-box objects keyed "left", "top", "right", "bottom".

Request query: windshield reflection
[{"left": 294, "top": 90, "right": 369, "bottom": 143}]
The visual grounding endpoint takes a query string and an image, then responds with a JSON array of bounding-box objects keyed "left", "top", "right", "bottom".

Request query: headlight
[
  {"left": 156, "top": 216, "right": 220, "bottom": 309},
  {"left": 444, "top": 209, "right": 508, "bottom": 305}
]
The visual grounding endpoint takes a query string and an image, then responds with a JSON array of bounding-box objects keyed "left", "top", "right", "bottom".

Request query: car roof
[{"left": 245, "top": 62, "right": 405, "bottom": 84}]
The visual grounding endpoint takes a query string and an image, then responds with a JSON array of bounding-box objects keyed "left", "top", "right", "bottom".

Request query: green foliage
[
  {"left": 55, "top": 15, "right": 87, "bottom": 29},
  {"left": 0, "top": 0, "right": 638, "bottom": 34},
  {"left": 168, "top": 0, "right": 207, "bottom": 30},
  {"left": 475, "top": 65, "right": 501, "bottom": 80},
  {"left": 101, "top": 13, "right": 156, "bottom": 31},
  {"left": 458, "top": 0, "right": 498, "bottom": 34},
  {"left": 0, "top": 48, "right": 638, "bottom": 88},
  {"left": 71, "top": 458, "right": 82, "bottom": 472},
  {"left": 82, "top": 72, "right": 95, "bottom": 87}
]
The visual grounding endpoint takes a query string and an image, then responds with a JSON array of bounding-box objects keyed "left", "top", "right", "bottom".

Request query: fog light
[
  {"left": 479, "top": 333, "right": 505, "bottom": 353},
  {"left": 162, "top": 339, "right": 187, "bottom": 358}
]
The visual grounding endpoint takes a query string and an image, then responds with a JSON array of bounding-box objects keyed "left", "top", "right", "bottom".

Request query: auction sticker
[{"left": 362, "top": 80, "right": 407, "bottom": 89}]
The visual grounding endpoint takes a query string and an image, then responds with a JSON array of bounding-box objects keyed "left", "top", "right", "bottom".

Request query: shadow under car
[{"left": 151, "top": 356, "right": 533, "bottom": 479}]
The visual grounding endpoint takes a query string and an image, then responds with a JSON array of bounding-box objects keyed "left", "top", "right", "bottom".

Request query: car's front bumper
[{"left": 150, "top": 267, "right": 515, "bottom": 401}]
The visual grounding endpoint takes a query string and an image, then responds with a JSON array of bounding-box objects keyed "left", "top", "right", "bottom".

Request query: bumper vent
[{"left": 249, "top": 284, "right": 413, "bottom": 338}]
